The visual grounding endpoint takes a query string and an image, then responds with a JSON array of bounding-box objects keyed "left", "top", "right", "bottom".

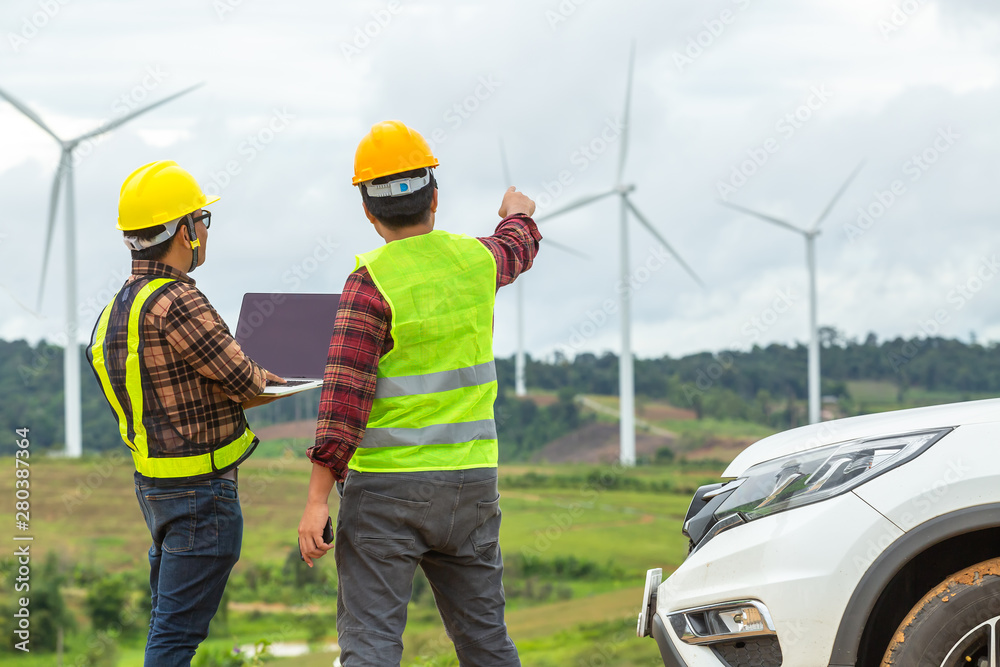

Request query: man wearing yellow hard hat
[
  {"left": 298, "top": 120, "right": 539, "bottom": 666},
  {"left": 86, "top": 160, "right": 284, "bottom": 666}
]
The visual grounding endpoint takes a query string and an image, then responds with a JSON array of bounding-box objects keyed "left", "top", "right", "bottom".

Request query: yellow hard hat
[
  {"left": 117, "top": 160, "right": 220, "bottom": 231},
  {"left": 352, "top": 120, "right": 439, "bottom": 186}
]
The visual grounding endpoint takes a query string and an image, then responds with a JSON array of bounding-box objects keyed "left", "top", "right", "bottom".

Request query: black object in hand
[{"left": 299, "top": 516, "right": 334, "bottom": 561}]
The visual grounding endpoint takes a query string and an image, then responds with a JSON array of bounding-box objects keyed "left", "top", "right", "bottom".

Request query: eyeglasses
[{"left": 191, "top": 210, "right": 212, "bottom": 229}]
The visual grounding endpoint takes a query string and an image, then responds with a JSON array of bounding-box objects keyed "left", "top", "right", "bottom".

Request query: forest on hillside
[{"left": 2, "top": 329, "right": 999, "bottom": 456}]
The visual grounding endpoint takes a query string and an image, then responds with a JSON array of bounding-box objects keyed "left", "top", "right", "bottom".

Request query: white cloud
[{"left": 0, "top": 0, "right": 996, "bottom": 365}]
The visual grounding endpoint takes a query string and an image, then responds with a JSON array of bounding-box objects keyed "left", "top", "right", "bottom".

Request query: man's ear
[
  {"left": 430, "top": 188, "right": 438, "bottom": 213},
  {"left": 175, "top": 220, "right": 197, "bottom": 251},
  {"left": 175, "top": 222, "right": 189, "bottom": 248},
  {"left": 362, "top": 202, "right": 378, "bottom": 226}
]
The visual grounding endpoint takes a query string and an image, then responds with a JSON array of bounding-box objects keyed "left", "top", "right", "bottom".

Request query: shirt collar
[{"left": 130, "top": 260, "right": 195, "bottom": 285}]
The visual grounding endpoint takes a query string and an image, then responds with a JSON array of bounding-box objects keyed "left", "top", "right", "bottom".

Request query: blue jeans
[
  {"left": 134, "top": 474, "right": 243, "bottom": 667},
  {"left": 335, "top": 468, "right": 520, "bottom": 667}
]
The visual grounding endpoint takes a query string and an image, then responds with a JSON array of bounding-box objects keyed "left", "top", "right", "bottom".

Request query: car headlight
[{"left": 715, "top": 428, "right": 952, "bottom": 522}]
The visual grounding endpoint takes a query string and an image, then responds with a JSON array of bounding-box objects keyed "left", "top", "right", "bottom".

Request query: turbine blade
[
  {"left": 0, "top": 85, "right": 62, "bottom": 143},
  {"left": 37, "top": 153, "right": 68, "bottom": 307},
  {"left": 499, "top": 137, "right": 513, "bottom": 186},
  {"left": 545, "top": 238, "right": 590, "bottom": 260},
  {"left": 533, "top": 188, "right": 617, "bottom": 224},
  {"left": 812, "top": 159, "right": 866, "bottom": 231},
  {"left": 616, "top": 41, "right": 636, "bottom": 186},
  {"left": 0, "top": 282, "right": 43, "bottom": 320},
  {"left": 624, "top": 197, "right": 704, "bottom": 287},
  {"left": 718, "top": 200, "right": 805, "bottom": 235},
  {"left": 71, "top": 83, "right": 205, "bottom": 144}
]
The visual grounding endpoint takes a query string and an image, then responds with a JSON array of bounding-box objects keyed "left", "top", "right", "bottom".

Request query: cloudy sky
[{"left": 0, "top": 0, "right": 998, "bottom": 362}]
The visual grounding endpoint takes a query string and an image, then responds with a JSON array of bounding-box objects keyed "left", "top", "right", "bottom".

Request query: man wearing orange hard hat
[
  {"left": 87, "top": 160, "right": 285, "bottom": 666},
  {"left": 299, "top": 121, "right": 540, "bottom": 666}
]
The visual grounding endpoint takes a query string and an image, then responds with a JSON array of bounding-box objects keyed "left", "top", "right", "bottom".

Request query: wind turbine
[
  {"left": 719, "top": 161, "right": 864, "bottom": 424},
  {"left": 533, "top": 44, "right": 704, "bottom": 466},
  {"left": 0, "top": 82, "right": 203, "bottom": 458},
  {"left": 498, "top": 138, "right": 588, "bottom": 397}
]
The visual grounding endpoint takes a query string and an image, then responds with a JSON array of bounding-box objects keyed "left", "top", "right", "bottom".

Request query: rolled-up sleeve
[
  {"left": 307, "top": 268, "right": 389, "bottom": 480},
  {"left": 161, "top": 285, "right": 267, "bottom": 403},
  {"left": 477, "top": 214, "right": 542, "bottom": 289}
]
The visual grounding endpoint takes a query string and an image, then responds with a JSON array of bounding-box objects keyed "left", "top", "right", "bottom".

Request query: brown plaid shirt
[{"left": 123, "top": 260, "right": 268, "bottom": 449}]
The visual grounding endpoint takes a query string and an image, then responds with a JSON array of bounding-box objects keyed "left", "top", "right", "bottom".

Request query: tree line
[{"left": 2, "top": 330, "right": 998, "bottom": 455}]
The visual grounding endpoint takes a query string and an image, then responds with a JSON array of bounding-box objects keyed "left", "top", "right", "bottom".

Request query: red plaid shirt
[{"left": 307, "top": 215, "right": 542, "bottom": 480}]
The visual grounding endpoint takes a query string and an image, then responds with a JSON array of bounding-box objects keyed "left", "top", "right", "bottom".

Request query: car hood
[{"left": 723, "top": 398, "right": 1000, "bottom": 478}]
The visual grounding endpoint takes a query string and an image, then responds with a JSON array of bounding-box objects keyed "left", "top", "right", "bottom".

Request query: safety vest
[
  {"left": 350, "top": 230, "right": 499, "bottom": 473},
  {"left": 87, "top": 276, "right": 258, "bottom": 480}
]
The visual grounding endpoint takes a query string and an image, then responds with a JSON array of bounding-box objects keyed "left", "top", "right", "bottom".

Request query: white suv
[{"left": 637, "top": 398, "right": 1000, "bottom": 667}]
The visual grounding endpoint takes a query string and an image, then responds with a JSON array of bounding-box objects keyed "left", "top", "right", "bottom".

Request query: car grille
[{"left": 712, "top": 637, "right": 783, "bottom": 667}]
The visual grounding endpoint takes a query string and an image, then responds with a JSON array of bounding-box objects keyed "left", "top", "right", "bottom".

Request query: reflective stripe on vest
[
  {"left": 350, "top": 230, "right": 499, "bottom": 473},
  {"left": 88, "top": 277, "right": 258, "bottom": 479},
  {"left": 372, "top": 360, "right": 497, "bottom": 400}
]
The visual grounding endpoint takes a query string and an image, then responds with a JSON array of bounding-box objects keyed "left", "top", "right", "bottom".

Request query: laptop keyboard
[{"left": 267, "top": 379, "right": 315, "bottom": 387}]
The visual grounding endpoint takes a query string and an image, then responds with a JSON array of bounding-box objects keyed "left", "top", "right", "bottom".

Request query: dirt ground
[{"left": 530, "top": 422, "right": 675, "bottom": 464}]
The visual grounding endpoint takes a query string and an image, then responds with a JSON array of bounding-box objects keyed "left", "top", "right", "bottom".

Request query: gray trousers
[{"left": 335, "top": 467, "right": 520, "bottom": 667}]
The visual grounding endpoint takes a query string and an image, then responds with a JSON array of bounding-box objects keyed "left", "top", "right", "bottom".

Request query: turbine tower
[
  {"left": 499, "top": 139, "right": 587, "bottom": 397},
  {"left": 533, "top": 43, "right": 704, "bottom": 466},
  {"left": 719, "top": 161, "right": 864, "bottom": 424},
  {"left": 0, "top": 82, "right": 203, "bottom": 458}
]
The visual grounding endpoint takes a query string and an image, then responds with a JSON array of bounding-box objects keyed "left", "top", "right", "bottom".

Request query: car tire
[{"left": 880, "top": 557, "right": 1000, "bottom": 667}]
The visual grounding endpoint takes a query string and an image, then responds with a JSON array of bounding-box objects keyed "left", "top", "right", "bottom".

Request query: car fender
[{"left": 828, "top": 503, "right": 1000, "bottom": 666}]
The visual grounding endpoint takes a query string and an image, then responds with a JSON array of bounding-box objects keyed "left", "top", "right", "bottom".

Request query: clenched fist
[{"left": 498, "top": 186, "right": 536, "bottom": 219}]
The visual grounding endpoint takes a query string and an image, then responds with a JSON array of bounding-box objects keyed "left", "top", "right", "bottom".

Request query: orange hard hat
[{"left": 352, "top": 120, "right": 439, "bottom": 185}]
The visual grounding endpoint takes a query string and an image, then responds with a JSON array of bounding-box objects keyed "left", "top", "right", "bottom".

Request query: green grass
[
  {"left": 0, "top": 456, "right": 690, "bottom": 666},
  {"left": 845, "top": 380, "right": 997, "bottom": 414}
]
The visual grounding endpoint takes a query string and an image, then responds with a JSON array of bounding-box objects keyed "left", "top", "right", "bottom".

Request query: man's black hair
[
  {"left": 126, "top": 224, "right": 175, "bottom": 262},
  {"left": 360, "top": 167, "right": 437, "bottom": 230}
]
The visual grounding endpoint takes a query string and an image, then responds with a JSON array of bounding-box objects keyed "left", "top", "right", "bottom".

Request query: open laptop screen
[{"left": 233, "top": 293, "right": 340, "bottom": 379}]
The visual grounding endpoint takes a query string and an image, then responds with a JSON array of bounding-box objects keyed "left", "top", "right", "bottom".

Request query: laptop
[{"left": 233, "top": 293, "right": 341, "bottom": 396}]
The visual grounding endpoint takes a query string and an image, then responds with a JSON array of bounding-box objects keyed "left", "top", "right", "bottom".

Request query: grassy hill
[{"left": 0, "top": 454, "right": 712, "bottom": 666}]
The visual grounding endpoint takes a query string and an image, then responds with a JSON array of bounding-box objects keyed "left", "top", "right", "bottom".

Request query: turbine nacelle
[{"left": 718, "top": 160, "right": 866, "bottom": 425}]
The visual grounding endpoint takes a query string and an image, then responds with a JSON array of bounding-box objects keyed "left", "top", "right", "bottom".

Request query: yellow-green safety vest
[
  {"left": 350, "top": 230, "right": 499, "bottom": 473},
  {"left": 87, "top": 277, "right": 258, "bottom": 480}
]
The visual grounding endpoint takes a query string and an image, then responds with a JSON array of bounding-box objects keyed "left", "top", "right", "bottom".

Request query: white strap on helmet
[
  {"left": 364, "top": 169, "right": 433, "bottom": 198},
  {"left": 122, "top": 218, "right": 182, "bottom": 251}
]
